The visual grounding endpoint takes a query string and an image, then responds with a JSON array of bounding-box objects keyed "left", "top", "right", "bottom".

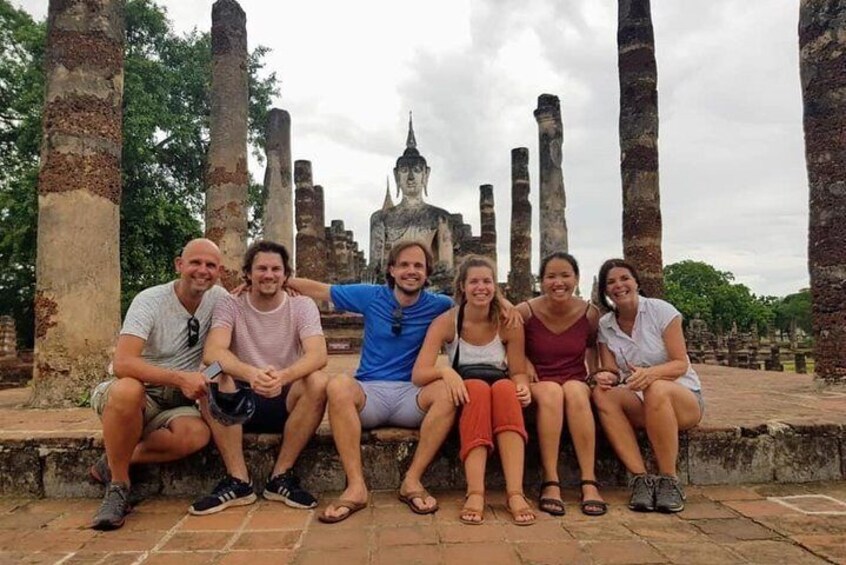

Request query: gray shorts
[
  {"left": 635, "top": 387, "right": 705, "bottom": 417},
  {"left": 91, "top": 378, "right": 201, "bottom": 437},
  {"left": 359, "top": 380, "right": 425, "bottom": 429}
]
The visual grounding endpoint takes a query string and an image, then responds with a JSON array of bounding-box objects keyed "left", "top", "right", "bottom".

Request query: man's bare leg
[
  {"left": 322, "top": 375, "right": 367, "bottom": 520},
  {"left": 101, "top": 378, "right": 146, "bottom": 484},
  {"left": 399, "top": 380, "right": 456, "bottom": 512},
  {"left": 130, "top": 417, "right": 210, "bottom": 464},
  {"left": 272, "top": 371, "right": 328, "bottom": 476}
]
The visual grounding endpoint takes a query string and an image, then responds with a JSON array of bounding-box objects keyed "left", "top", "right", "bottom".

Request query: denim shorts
[{"left": 358, "top": 380, "right": 425, "bottom": 429}]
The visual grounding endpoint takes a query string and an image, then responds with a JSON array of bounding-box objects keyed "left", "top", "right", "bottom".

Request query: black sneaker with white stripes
[
  {"left": 263, "top": 469, "right": 317, "bottom": 509},
  {"left": 189, "top": 475, "right": 257, "bottom": 515}
]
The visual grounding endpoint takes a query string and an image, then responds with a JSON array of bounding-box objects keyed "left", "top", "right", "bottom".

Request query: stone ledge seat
[{"left": 1, "top": 363, "right": 845, "bottom": 498}]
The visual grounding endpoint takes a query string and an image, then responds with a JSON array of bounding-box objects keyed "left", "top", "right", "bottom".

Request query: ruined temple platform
[{"left": 0, "top": 357, "right": 844, "bottom": 499}]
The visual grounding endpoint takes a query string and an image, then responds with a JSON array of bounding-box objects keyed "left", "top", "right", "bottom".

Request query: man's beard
[{"left": 395, "top": 281, "right": 423, "bottom": 297}]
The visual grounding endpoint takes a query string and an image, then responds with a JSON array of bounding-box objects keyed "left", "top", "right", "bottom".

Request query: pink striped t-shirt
[{"left": 211, "top": 293, "right": 323, "bottom": 370}]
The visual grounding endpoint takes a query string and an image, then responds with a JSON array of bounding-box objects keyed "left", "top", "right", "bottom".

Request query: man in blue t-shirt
[{"left": 286, "top": 240, "right": 455, "bottom": 523}]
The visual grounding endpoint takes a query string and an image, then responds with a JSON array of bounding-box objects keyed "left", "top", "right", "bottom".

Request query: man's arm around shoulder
[{"left": 285, "top": 277, "right": 332, "bottom": 303}]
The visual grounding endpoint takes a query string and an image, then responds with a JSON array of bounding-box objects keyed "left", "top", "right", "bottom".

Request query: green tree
[
  {"left": 0, "top": 0, "right": 279, "bottom": 346},
  {"left": 773, "top": 289, "right": 812, "bottom": 339},
  {"left": 664, "top": 260, "right": 774, "bottom": 333}
]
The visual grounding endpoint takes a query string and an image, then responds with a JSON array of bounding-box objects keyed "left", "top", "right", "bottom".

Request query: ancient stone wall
[
  {"left": 263, "top": 108, "right": 294, "bottom": 257},
  {"left": 205, "top": 0, "right": 249, "bottom": 289},
  {"left": 534, "top": 94, "right": 568, "bottom": 257},
  {"left": 0, "top": 317, "right": 16, "bottom": 360},
  {"left": 32, "top": 0, "right": 124, "bottom": 407}
]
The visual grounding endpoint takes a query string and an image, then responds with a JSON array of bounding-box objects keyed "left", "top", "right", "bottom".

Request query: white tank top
[{"left": 444, "top": 314, "right": 507, "bottom": 370}]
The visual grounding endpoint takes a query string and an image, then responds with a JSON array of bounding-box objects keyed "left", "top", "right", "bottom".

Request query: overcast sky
[{"left": 18, "top": 0, "right": 809, "bottom": 297}]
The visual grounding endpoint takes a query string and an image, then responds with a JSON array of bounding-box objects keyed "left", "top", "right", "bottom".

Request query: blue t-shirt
[{"left": 330, "top": 284, "right": 453, "bottom": 382}]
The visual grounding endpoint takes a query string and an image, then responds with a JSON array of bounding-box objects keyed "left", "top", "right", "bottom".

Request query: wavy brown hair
[{"left": 453, "top": 255, "right": 501, "bottom": 324}]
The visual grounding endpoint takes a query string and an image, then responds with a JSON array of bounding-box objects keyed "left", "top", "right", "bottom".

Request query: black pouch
[{"left": 457, "top": 363, "right": 508, "bottom": 383}]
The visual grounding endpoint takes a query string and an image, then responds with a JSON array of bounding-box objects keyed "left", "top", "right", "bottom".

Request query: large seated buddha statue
[{"left": 369, "top": 115, "right": 458, "bottom": 282}]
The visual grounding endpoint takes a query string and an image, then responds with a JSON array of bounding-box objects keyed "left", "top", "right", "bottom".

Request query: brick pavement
[{"left": 0, "top": 483, "right": 844, "bottom": 564}]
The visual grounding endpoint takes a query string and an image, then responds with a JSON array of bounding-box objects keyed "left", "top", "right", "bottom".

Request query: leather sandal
[
  {"left": 579, "top": 479, "right": 608, "bottom": 516},
  {"left": 506, "top": 491, "right": 536, "bottom": 526},
  {"left": 538, "top": 480, "right": 565, "bottom": 516},
  {"left": 460, "top": 490, "right": 485, "bottom": 525}
]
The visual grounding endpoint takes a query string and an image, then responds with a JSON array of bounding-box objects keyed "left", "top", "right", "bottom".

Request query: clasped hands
[
  {"left": 248, "top": 366, "right": 292, "bottom": 398},
  {"left": 442, "top": 368, "right": 532, "bottom": 408}
]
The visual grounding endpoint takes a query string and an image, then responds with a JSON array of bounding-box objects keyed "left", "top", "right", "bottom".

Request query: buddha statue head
[{"left": 394, "top": 112, "right": 430, "bottom": 202}]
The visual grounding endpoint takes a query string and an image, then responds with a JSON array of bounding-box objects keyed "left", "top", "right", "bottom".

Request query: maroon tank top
[{"left": 524, "top": 303, "right": 595, "bottom": 384}]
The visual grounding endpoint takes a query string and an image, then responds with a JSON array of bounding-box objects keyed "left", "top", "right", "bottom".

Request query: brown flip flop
[
  {"left": 317, "top": 499, "right": 368, "bottom": 524},
  {"left": 507, "top": 491, "right": 537, "bottom": 526},
  {"left": 398, "top": 489, "right": 439, "bottom": 515},
  {"left": 459, "top": 490, "right": 485, "bottom": 525}
]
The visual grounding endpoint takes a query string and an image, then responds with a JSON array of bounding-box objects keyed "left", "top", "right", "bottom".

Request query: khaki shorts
[{"left": 91, "top": 379, "right": 201, "bottom": 437}]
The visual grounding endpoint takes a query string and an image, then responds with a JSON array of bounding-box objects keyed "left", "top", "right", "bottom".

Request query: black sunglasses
[
  {"left": 187, "top": 316, "right": 200, "bottom": 348},
  {"left": 391, "top": 306, "right": 403, "bottom": 336}
]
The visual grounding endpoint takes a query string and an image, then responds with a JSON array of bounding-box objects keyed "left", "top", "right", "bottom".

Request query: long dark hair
[{"left": 597, "top": 258, "right": 643, "bottom": 311}]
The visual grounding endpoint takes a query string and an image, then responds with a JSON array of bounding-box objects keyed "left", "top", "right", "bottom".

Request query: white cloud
[{"left": 15, "top": 0, "right": 810, "bottom": 296}]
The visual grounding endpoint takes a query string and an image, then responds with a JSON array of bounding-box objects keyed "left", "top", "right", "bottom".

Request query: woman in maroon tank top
[{"left": 516, "top": 252, "right": 607, "bottom": 516}]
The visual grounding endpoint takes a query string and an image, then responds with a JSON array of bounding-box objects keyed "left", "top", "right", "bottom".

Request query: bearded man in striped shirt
[{"left": 190, "top": 240, "right": 329, "bottom": 515}]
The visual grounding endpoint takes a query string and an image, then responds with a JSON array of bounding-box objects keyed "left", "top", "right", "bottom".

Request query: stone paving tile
[
  {"left": 373, "top": 544, "right": 443, "bottom": 565},
  {"left": 438, "top": 522, "right": 508, "bottom": 543},
  {"left": 179, "top": 511, "right": 249, "bottom": 531},
  {"left": 375, "top": 524, "right": 439, "bottom": 546},
  {"left": 230, "top": 530, "right": 301, "bottom": 550},
  {"left": 503, "top": 519, "right": 572, "bottom": 542},
  {"left": 649, "top": 541, "right": 746, "bottom": 564},
  {"left": 0, "top": 511, "right": 61, "bottom": 529},
  {"left": 66, "top": 552, "right": 143, "bottom": 565},
  {"left": 217, "top": 550, "right": 293, "bottom": 565},
  {"left": 0, "top": 552, "right": 72, "bottom": 565},
  {"left": 583, "top": 540, "right": 666, "bottom": 564},
  {"left": 515, "top": 541, "right": 591, "bottom": 565},
  {"left": 563, "top": 519, "right": 640, "bottom": 541},
  {"left": 16, "top": 529, "right": 97, "bottom": 552},
  {"left": 82, "top": 529, "right": 167, "bottom": 552},
  {"left": 143, "top": 552, "right": 218, "bottom": 565},
  {"left": 244, "top": 507, "right": 312, "bottom": 530},
  {"left": 295, "top": 547, "right": 370, "bottom": 565},
  {"left": 442, "top": 542, "right": 521, "bottom": 565},
  {"left": 690, "top": 517, "right": 781, "bottom": 543},
  {"left": 724, "top": 498, "right": 803, "bottom": 518},
  {"left": 298, "top": 525, "right": 371, "bottom": 550},
  {"left": 727, "top": 540, "right": 831, "bottom": 564},
  {"left": 159, "top": 530, "right": 232, "bottom": 551},
  {"left": 792, "top": 534, "right": 846, "bottom": 564},
  {"left": 676, "top": 501, "right": 738, "bottom": 520},
  {"left": 623, "top": 519, "right": 709, "bottom": 542},
  {"left": 759, "top": 514, "right": 846, "bottom": 536},
  {"left": 698, "top": 485, "right": 764, "bottom": 501}
]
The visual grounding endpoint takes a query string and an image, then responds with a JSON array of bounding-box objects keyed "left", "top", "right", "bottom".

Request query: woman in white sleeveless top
[{"left": 413, "top": 256, "right": 535, "bottom": 526}]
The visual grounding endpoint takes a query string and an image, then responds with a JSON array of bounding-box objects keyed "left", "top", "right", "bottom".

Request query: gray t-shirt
[{"left": 120, "top": 281, "right": 228, "bottom": 407}]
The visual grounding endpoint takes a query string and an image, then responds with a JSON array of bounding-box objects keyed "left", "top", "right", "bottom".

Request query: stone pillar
[
  {"left": 479, "top": 184, "right": 497, "bottom": 269},
  {"left": 508, "top": 148, "right": 533, "bottom": 303},
  {"left": 618, "top": 0, "right": 664, "bottom": 298},
  {"left": 263, "top": 108, "right": 294, "bottom": 256},
  {"left": 294, "top": 161, "right": 325, "bottom": 282},
  {"left": 0, "top": 316, "right": 16, "bottom": 360},
  {"left": 32, "top": 0, "right": 124, "bottom": 407},
  {"left": 205, "top": 0, "right": 249, "bottom": 289},
  {"left": 767, "top": 345, "right": 784, "bottom": 372},
  {"left": 727, "top": 335, "right": 738, "bottom": 368},
  {"left": 800, "top": 0, "right": 846, "bottom": 384},
  {"left": 314, "top": 185, "right": 326, "bottom": 240},
  {"left": 794, "top": 352, "right": 808, "bottom": 374},
  {"left": 534, "top": 94, "right": 568, "bottom": 257}
]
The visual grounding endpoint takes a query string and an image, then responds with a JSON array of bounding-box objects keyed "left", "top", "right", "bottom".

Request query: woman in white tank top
[{"left": 412, "top": 256, "right": 535, "bottom": 526}]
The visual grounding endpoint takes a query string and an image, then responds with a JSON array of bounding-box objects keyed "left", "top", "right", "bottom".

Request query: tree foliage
[
  {"left": 664, "top": 260, "right": 774, "bottom": 334},
  {"left": 0, "top": 0, "right": 279, "bottom": 346}
]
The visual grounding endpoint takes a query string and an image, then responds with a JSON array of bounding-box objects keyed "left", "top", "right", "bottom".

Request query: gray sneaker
[
  {"left": 91, "top": 482, "right": 131, "bottom": 530},
  {"left": 628, "top": 474, "right": 655, "bottom": 512},
  {"left": 655, "top": 475, "right": 685, "bottom": 513},
  {"left": 88, "top": 454, "right": 111, "bottom": 485}
]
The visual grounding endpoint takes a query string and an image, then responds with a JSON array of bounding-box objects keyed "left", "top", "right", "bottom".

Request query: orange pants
[{"left": 459, "top": 379, "right": 528, "bottom": 461}]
